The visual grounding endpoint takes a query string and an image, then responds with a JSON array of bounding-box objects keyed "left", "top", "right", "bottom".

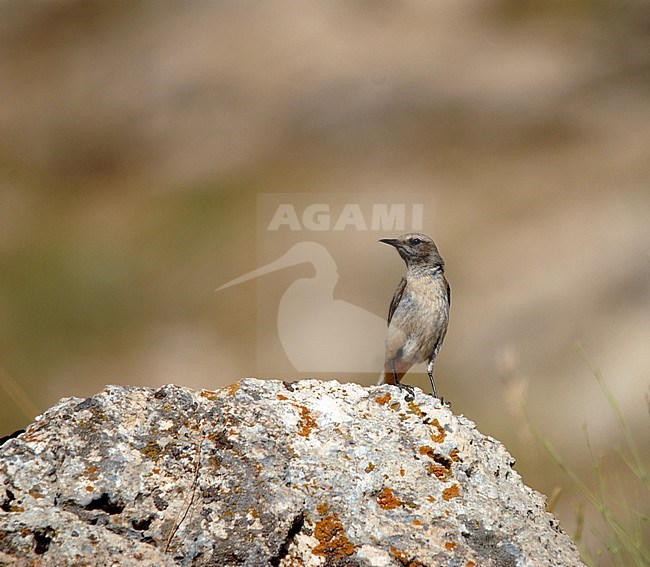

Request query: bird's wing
[
  {"left": 446, "top": 278, "right": 451, "bottom": 307},
  {"left": 387, "top": 276, "right": 407, "bottom": 325}
]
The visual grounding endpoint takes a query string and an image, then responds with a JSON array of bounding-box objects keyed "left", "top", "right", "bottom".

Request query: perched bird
[{"left": 379, "top": 233, "right": 450, "bottom": 399}]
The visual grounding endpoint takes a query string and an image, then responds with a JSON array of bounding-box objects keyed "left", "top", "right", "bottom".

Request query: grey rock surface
[{"left": 0, "top": 379, "right": 584, "bottom": 566}]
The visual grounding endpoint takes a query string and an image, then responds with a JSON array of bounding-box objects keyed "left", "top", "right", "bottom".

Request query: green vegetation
[{"left": 531, "top": 346, "right": 649, "bottom": 566}]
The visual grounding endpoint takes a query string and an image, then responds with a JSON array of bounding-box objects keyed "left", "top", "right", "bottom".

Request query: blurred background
[{"left": 1, "top": 1, "right": 648, "bottom": 563}]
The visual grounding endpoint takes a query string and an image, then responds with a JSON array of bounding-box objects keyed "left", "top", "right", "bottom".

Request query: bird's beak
[{"left": 379, "top": 238, "right": 400, "bottom": 248}]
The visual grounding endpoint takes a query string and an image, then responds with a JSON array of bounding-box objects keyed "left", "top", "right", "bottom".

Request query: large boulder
[{"left": 0, "top": 379, "right": 584, "bottom": 566}]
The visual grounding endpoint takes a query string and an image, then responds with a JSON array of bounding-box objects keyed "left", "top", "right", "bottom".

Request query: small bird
[{"left": 379, "top": 233, "right": 450, "bottom": 400}]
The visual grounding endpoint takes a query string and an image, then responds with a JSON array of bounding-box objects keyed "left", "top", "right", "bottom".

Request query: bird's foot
[
  {"left": 428, "top": 391, "right": 451, "bottom": 407},
  {"left": 397, "top": 383, "right": 415, "bottom": 402}
]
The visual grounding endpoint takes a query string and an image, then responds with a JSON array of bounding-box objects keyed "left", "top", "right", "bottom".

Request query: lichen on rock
[{"left": 0, "top": 379, "right": 585, "bottom": 566}]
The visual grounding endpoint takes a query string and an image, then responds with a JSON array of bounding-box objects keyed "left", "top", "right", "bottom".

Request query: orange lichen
[
  {"left": 200, "top": 390, "right": 218, "bottom": 401},
  {"left": 467, "top": 561, "right": 476, "bottom": 567},
  {"left": 276, "top": 394, "right": 288, "bottom": 400},
  {"left": 419, "top": 446, "right": 453, "bottom": 480},
  {"left": 445, "top": 541, "right": 457, "bottom": 551},
  {"left": 222, "top": 383, "right": 239, "bottom": 396},
  {"left": 442, "top": 484, "right": 459, "bottom": 501},
  {"left": 365, "top": 463, "right": 375, "bottom": 473},
  {"left": 407, "top": 401, "right": 424, "bottom": 417},
  {"left": 377, "top": 487, "right": 402, "bottom": 510},
  {"left": 86, "top": 486, "right": 94, "bottom": 492},
  {"left": 375, "top": 392, "right": 391, "bottom": 405},
  {"left": 430, "top": 418, "right": 445, "bottom": 443},
  {"left": 295, "top": 404, "right": 317, "bottom": 437},
  {"left": 390, "top": 546, "right": 425, "bottom": 567},
  {"left": 450, "top": 448, "right": 460, "bottom": 462},
  {"left": 141, "top": 440, "right": 162, "bottom": 459},
  {"left": 313, "top": 504, "right": 355, "bottom": 559},
  {"left": 85, "top": 466, "right": 99, "bottom": 482},
  {"left": 412, "top": 518, "right": 423, "bottom": 526},
  {"left": 429, "top": 464, "right": 452, "bottom": 481},
  {"left": 419, "top": 445, "right": 435, "bottom": 458},
  {"left": 427, "top": 495, "right": 436, "bottom": 503},
  {"left": 400, "top": 469, "right": 405, "bottom": 477}
]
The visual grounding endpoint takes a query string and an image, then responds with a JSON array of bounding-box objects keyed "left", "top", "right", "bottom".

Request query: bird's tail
[{"left": 377, "top": 370, "right": 406, "bottom": 386}]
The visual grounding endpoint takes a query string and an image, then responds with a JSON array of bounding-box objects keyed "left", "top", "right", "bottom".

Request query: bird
[{"left": 378, "top": 233, "right": 450, "bottom": 400}]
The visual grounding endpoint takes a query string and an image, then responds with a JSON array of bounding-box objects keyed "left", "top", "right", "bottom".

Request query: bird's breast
[
  {"left": 404, "top": 273, "right": 449, "bottom": 320},
  {"left": 385, "top": 272, "right": 449, "bottom": 363}
]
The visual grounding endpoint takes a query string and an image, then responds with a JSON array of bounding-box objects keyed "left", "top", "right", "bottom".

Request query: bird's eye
[{"left": 410, "top": 238, "right": 421, "bottom": 245}]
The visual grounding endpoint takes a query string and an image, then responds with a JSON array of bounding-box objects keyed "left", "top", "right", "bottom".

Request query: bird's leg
[
  {"left": 392, "top": 361, "right": 415, "bottom": 402},
  {"left": 426, "top": 357, "right": 438, "bottom": 399},
  {"left": 427, "top": 355, "right": 450, "bottom": 406}
]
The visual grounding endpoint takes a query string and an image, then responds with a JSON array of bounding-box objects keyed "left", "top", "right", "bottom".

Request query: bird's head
[{"left": 379, "top": 233, "right": 444, "bottom": 269}]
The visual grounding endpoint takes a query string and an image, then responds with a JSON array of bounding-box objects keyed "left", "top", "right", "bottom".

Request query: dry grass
[{"left": 526, "top": 345, "right": 649, "bottom": 566}]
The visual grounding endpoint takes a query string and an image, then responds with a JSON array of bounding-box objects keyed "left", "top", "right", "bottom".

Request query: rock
[{"left": 0, "top": 379, "right": 584, "bottom": 566}]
